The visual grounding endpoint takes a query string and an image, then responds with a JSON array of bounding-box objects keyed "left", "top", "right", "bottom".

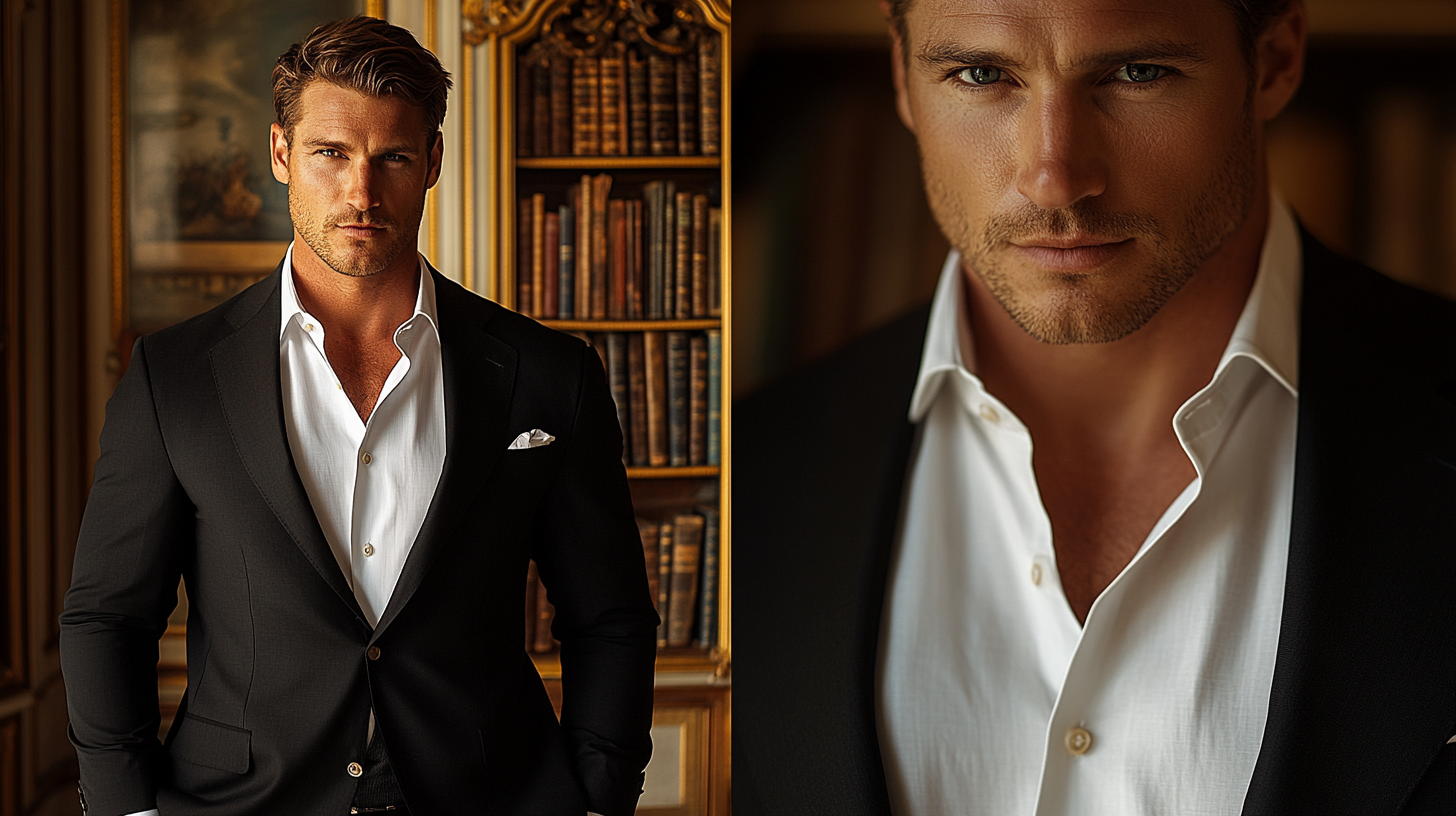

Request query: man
[
  {"left": 735, "top": 1, "right": 1454, "bottom": 814},
  {"left": 61, "top": 17, "right": 656, "bottom": 816}
]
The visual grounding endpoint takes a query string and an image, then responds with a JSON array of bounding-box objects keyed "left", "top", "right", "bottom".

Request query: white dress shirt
[{"left": 878, "top": 196, "right": 1302, "bottom": 816}]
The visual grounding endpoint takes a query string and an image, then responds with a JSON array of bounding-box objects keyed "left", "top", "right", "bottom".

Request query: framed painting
[{"left": 111, "top": 0, "right": 380, "bottom": 354}]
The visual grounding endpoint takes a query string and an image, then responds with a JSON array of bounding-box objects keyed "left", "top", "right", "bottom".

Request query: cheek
[{"left": 911, "top": 90, "right": 1020, "bottom": 218}]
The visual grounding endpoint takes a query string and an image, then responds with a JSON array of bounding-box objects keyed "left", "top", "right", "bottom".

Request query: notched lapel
[
  {"left": 372, "top": 273, "right": 517, "bottom": 639},
  {"left": 209, "top": 272, "right": 365, "bottom": 621}
]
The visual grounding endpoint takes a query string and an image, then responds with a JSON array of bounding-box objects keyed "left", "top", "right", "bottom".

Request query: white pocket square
[{"left": 508, "top": 429, "right": 555, "bottom": 450}]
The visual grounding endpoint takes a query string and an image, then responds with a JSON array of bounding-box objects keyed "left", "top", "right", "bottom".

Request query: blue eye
[
  {"left": 1116, "top": 63, "right": 1166, "bottom": 83},
  {"left": 957, "top": 66, "right": 1003, "bottom": 86}
]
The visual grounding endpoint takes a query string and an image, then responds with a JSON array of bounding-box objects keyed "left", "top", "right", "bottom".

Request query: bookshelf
[{"left": 464, "top": 1, "right": 731, "bottom": 812}]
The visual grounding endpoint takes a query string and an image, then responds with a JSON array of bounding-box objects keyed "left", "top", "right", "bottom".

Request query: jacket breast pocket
[{"left": 167, "top": 714, "right": 252, "bottom": 775}]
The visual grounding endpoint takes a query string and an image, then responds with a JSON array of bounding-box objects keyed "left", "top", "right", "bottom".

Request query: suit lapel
[
  {"left": 1242, "top": 234, "right": 1456, "bottom": 813},
  {"left": 371, "top": 271, "right": 516, "bottom": 639},
  {"left": 209, "top": 267, "right": 365, "bottom": 619}
]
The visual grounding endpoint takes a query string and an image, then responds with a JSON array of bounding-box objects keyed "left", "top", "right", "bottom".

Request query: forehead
[
  {"left": 292, "top": 81, "right": 428, "bottom": 146},
  {"left": 907, "top": 0, "right": 1237, "bottom": 66}
]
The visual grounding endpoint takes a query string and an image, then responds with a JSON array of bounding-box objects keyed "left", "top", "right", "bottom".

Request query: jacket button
[
  {"left": 1065, "top": 725, "right": 1093, "bottom": 755},
  {"left": 367, "top": 646, "right": 381, "bottom": 660},
  {"left": 347, "top": 761, "right": 363, "bottom": 777}
]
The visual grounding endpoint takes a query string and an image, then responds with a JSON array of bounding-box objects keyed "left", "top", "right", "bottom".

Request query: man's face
[
  {"left": 270, "top": 82, "right": 442, "bottom": 278},
  {"left": 891, "top": 0, "right": 1277, "bottom": 344}
]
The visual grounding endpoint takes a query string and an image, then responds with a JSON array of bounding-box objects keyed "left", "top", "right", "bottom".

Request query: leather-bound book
[
  {"left": 688, "top": 332, "right": 708, "bottom": 465},
  {"left": 630, "top": 200, "right": 645, "bottom": 319},
  {"left": 627, "top": 48, "right": 649, "bottom": 155},
  {"left": 694, "top": 505, "right": 720, "bottom": 648},
  {"left": 600, "top": 44, "right": 624, "bottom": 156},
  {"left": 608, "top": 199, "right": 627, "bottom": 319},
  {"left": 666, "top": 513, "right": 705, "bottom": 647},
  {"left": 699, "top": 34, "right": 721, "bottom": 156},
  {"left": 627, "top": 332, "right": 649, "bottom": 466},
  {"left": 558, "top": 200, "right": 575, "bottom": 319},
  {"left": 516, "top": 55, "right": 533, "bottom": 156},
  {"left": 590, "top": 174, "right": 612, "bottom": 320},
  {"left": 532, "top": 58, "right": 551, "bottom": 158},
  {"left": 576, "top": 174, "right": 592, "bottom": 319},
  {"left": 656, "top": 521, "right": 673, "bottom": 647},
  {"left": 643, "top": 331, "right": 668, "bottom": 466},
  {"left": 530, "top": 192, "right": 546, "bottom": 318},
  {"left": 549, "top": 56, "right": 571, "bottom": 156},
  {"left": 667, "top": 330, "right": 689, "bottom": 467},
  {"left": 662, "top": 180, "right": 677, "bottom": 318},
  {"left": 637, "top": 519, "right": 660, "bottom": 617},
  {"left": 524, "top": 559, "right": 539, "bottom": 650},
  {"left": 533, "top": 572, "right": 556, "bottom": 652},
  {"left": 675, "top": 56, "right": 697, "bottom": 156},
  {"left": 571, "top": 56, "right": 600, "bottom": 156},
  {"left": 691, "top": 194, "right": 709, "bottom": 317},
  {"left": 647, "top": 52, "right": 675, "bottom": 155},
  {"left": 708, "top": 207, "right": 722, "bottom": 317},
  {"left": 643, "top": 182, "right": 664, "bottom": 319},
  {"left": 543, "top": 210, "right": 560, "bottom": 318},
  {"left": 517, "top": 197, "right": 532, "bottom": 315},
  {"left": 674, "top": 191, "right": 692, "bottom": 319},
  {"left": 706, "top": 329, "right": 721, "bottom": 466},
  {"left": 605, "top": 332, "right": 631, "bottom": 461}
]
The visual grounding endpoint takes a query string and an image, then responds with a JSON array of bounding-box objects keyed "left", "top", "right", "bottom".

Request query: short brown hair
[{"left": 272, "top": 16, "right": 452, "bottom": 144}]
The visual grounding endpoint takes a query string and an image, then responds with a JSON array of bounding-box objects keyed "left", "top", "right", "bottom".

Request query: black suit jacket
[
  {"left": 60, "top": 266, "right": 658, "bottom": 816},
  {"left": 734, "top": 232, "right": 1456, "bottom": 815}
]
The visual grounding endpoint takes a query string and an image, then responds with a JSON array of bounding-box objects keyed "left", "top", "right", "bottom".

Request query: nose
[
  {"left": 1014, "top": 90, "right": 1107, "bottom": 211},
  {"left": 344, "top": 157, "right": 381, "bottom": 214}
]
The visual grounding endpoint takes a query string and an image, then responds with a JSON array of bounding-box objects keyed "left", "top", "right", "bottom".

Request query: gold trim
[
  {"left": 426, "top": 0, "right": 440, "bottom": 261},
  {"left": 366, "top": 0, "right": 385, "bottom": 17},
  {"left": 541, "top": 318, "right": 720, "bottom": 331},
  {"left": 462, "top": 44, "right": 475, "bottom": 291},
  {"left": 517, "top": 156, "right": 721, "bottom": 170},
  {"left": 626, "top": 466, "right": 720, "bottom": 479},
  {"left": 715, "top": 5, "right": 732, "bottom": 674}
]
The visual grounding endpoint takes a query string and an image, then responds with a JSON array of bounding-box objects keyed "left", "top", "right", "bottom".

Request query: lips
[
  {"left": 337, "top": 223, "right": 386, "bottom": 239},
  {"left": 1010, "top": 237, "right": 1131, "bottom": 272}
]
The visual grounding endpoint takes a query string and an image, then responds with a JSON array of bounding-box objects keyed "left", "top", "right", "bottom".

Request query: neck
[
  {"left": 290, "top": 234, "right": 420, "bottom": 343},
  {"left": 970, "top": 188, "right": 1271, "bottom": 457}
]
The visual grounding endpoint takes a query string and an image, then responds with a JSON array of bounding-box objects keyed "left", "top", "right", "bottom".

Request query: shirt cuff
[{"left": 121, "top": 811, "right": 160, "bottom": 816}]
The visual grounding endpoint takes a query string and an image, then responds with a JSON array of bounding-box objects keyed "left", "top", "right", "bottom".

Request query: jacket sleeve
[
  {"left": 530, "top": 343, "right": 659, "bottom": 816},
  {"left": 60, "top": 338, "right": 192, "bottom": 816}
]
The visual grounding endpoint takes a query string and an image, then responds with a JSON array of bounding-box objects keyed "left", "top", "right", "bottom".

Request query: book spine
[
  {"left": 643, "top": 331, "right": 668, "bottom": 466},
  {"left": 699, "top": 34, "right": 721, "bottom": 156},
  {"left": 675, "top": 56, "right": 697, "bottom": 156},
  {"left": 691, "top": 194, "right": 708, "bottom": 317},
  {"left": 576, "top": 174, "right": 592, "bottom": 319},
  {"left": 600, "top": 46, "right": 623, "bottom": 156},
  {"left": 572, "top": 56, "right": 601, "bottom": 156},
  {"left": 708, "top": 207, "right": 722, "bottom": 317},
  {"left": 674, "top": 191, "right": 692, "bottom": 319},
  {"left": 517, "top": 197, "right": 532, "bottom": 315},
  {"left": 591, "top": 174, "right": 612, "bottom": 320},
  {"left": 695, "top": 505, "right": 719, "bottom": 648},
  {"left": 667, "top": 330, "right": 689, "bottom": 467},
  {"left": 558, "top": 201, "right": 575, "bottom": 319},
  {"left": 627, "top": 49, "right": 649, "bottom": 156},
  {"left": 609, "top": 199, "right": 627, "bottom": 319},
  {"left": 689, "top": 332, "right": 708, "bottom": 465},
  {"left": 618, "top": 44, "right": 631, "bottom": 160},
  {"left": 638, "top": 519, "right": 660, "bottom": 619},
  {"left": 533, "top": 572, "right": 556, "bottom": 652},
  {"left": 549, "top": 57, "right": 571, "bottom": 156},
  {"left": 543, "top": 210, "right": 560, "bottom": 318},
  {"left": 524, "top": 559, "right": 539, "bottom": 650},
  {"left": 606, "top": 332, "right": 630, "bottom": 463},
  {"left": 666, "top": 513, "right": 704, "bottom": 647},
  {"left": 516, "top": 56, "right": 533, "bottom": 156},
  {"left": 662, "top": 181, "right": 676, "bottom": 318},
  {"left": 630, "top": 199, "right": 645, "bottom": 319},
  {"left": 532, "top": 58, "right": 551, "bottom": 158},
  {"left": 627, "top": 332, "right": 649, "bottom": 466},
  {"left": 647, "top": 53, "right": 675, "bottom": 155},
  {"left": 706, "top": 329, "right": 721, "bottom": 466},
  {"left": 531, "top": 192, "right": 546, "bottom": 317},
  {"left": 644, "top": 183, "right": 663, "bottom": 320},
  {"left": 656, "top": 521, "right": 673, "bottom": 647}
]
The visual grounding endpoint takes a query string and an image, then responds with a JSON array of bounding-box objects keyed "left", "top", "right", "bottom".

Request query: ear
[
  {"left": 270, "top": 123, "right": 291, "bottom": 184},
  {"left": 425, "top": 131, "right": 444, "bottom": 190},
  {"left": 881, "top": 0, "right": 915, "bottom": 132},
  {"left": 1252, "top": 0, "right": 1306, "bottom": 122}
]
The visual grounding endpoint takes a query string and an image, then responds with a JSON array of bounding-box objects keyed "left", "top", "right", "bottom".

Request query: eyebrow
[
  {"left": 302, "top": 138, "right": 420, "bottom": 156},
  {"left": 915, "top": 38, "right": 1211, "bottom": 73}
]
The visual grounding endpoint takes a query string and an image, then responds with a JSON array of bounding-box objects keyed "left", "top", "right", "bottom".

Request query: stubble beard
[
  {"left": 289, "top": 183, "right": 425, "bottom": 279},
  {"left": 926, "top": 117, "right": 1258, "bottom": 345}
]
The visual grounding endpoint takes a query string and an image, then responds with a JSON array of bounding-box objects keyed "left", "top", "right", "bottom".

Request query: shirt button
[
  {"left": 361, "top": 452, "right": 372, "bottom": 465},
  {"left": 978, "top": 403, "right": 1000, "bottom": 424},
  {"left": 367, "top": 646, "right": 381, "bottom": 661},
  {"left": 362, "top": 543, "right": 374, "bottom": 557},
  {"left": 1065, "top": 725, "right": 1093, "bottom": 755},
  {"left": 304, "top": 323, "right": 314, "bottom": 332},
  {"left": 347, "top": 761, "right": 363, "bottom": 777},
  {"left": 1030, "top": 562, "right": 1043, "bottom": 586}
]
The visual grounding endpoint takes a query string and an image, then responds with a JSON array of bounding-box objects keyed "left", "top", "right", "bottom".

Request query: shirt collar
[
  {"left": 278, "top": 241, "right": 440, "bottom": 342},
  {"left": 909, "top": 190, "right": 1302, "bottom": 422}
]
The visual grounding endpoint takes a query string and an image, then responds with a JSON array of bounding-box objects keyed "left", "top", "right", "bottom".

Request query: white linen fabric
[{"left": 878, "top": 196, "right": 1302, "bottom": 816}]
